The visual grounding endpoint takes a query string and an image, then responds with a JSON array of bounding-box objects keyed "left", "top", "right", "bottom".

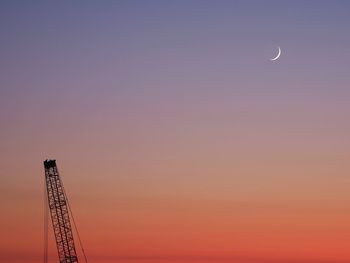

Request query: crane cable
[
  {"left": 43, "top": 177, "right": 48, "bottom": 263},
  {"left": 63, "top": 186, "right": 89, "bottom": 263}
]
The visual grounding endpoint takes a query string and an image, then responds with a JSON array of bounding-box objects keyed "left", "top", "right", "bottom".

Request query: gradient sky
[{"left": 1, "top": 1, "right": 350, "bottom": 263}]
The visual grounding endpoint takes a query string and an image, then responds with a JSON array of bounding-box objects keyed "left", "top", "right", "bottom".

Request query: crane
[{"left": 43, "top": 159, "right": 87, "bottom": 263}]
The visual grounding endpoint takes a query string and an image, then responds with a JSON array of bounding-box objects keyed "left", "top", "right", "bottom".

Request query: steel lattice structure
[{"left": 44, "top": 160, "right": 79, "bottom": 263}]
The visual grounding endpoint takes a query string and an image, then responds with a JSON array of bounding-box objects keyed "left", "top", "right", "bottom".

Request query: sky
[{"left": 1, "top": 1, "right": 350, "bottom": 263}]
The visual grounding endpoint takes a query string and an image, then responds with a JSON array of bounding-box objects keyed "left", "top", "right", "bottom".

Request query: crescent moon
[{"left": 270, "top": 47, "right": 281, "bottom": 61}]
